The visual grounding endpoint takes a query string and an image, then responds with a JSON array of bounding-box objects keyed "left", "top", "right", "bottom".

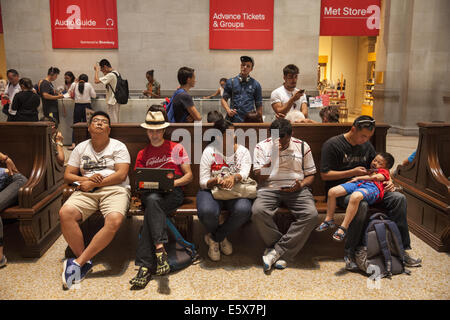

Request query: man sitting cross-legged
[{"left": 59, "top": 111, "right": 131, "bottom": 289}]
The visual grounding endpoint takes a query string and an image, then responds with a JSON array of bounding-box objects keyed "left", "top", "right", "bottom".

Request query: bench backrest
[
  {"left": 394, "top": 122, "right": 450, "bottom": 205},
  {"left": 0, "top": 122, "right": 65, "bottom": 207},
  {"left": 73, "top": 122, "right": 389, "bottom": 198}
]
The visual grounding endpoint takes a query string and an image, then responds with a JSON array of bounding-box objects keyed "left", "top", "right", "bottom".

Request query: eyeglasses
[
  {"left": 356, "top": 119, "right": 375, "bottom": 124},
  {"left": 92, "top": 118, "right": 109, "bottom": 125}
]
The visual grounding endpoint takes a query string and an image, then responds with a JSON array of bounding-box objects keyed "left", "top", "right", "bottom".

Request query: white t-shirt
[
  {"left": 199, "top": 144, "right": 252, "bottom": 189},
  {"left": 69, "top": 82, "right": 97, "bottom": 104},
  {"left": 99, "top": 70, "right": 118, "bottom": 105},
  {"left": 68, "top": 138, "right": 131, "bottom": 188},
  {"left": 270, "top": 85, "right": 307, "bottom": 121},
  {"left": 7, "top": 83, "right": 21, "bottom": 115},
  {"left": 253, "top": 137, "right": 316, "bottom": 190}
]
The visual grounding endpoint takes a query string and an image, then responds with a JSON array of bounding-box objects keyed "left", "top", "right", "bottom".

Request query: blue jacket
[{"left": 222, "top": 75, "right": 263, "bottom": 123}]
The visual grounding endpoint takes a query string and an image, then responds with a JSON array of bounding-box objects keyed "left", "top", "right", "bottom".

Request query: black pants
[
  {"left": 338, "top": 191, "right": 411, "bottom": 256},
  {"left": 135, "top": 188, "right": 184, "bottom": 269},
  {"left": 43, "top": 105, "right": 59, "bottom": 124},
  {"left": 72, "top": 103, "right": 91, "bottom": 143}
]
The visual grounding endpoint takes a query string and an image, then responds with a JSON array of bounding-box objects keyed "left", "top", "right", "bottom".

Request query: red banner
[
  {"left": 50, "top": 0, "right": 118, "bottom": 49},
  {"left": 320, "top": 0, "right": 380, "bottom": 36},
  {"left": 209, "top": 0, "right": 273, "bottom": 50}
]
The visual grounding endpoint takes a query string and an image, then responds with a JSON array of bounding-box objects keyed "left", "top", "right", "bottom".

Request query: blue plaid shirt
[{"left": 222, "top": 75, "right": 263, "bottom": 123}]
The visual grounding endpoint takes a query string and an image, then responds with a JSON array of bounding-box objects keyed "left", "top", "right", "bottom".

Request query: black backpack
[
  {"left": 165, "top": 217, "right": 199, "bottom": 271},
  {"left": 138, "top": 216, "right": 199, "bottom": 273},
  {"left": 107, "top": 71, "right": 129, "bottom": 104},
  {"left": 355, "top": 213, "right": 411, "bottom": 279}
]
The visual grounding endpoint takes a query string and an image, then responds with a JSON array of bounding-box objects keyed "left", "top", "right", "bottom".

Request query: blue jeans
[
  {"left": 196, "top": 190, "right": 252, "bottom": 242},
  {"left": 0, "top": 173, "right": 28, "bottom": 246},
  {"left": 338, "top": 191, "right": 411, "bottom": 256}
]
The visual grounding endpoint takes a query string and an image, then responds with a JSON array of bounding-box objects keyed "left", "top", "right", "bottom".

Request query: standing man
[
  {"left": 169, "top": 67, "right": 202, "bottom": 123},
  {"left": 94, "top": 59, "right": 121, "bottom": 123},
  {"left": 221, "top": 56, "right": 263, "bottom": 123},
  {"left": 39, "top": 67, "right": 64, "bottom": 123},
  {"left": 252, "top": 118, "right": 318, "bottom": 272},
  {"left": 270, "top": 64, "right": 311, "bottom": 123},
  {"left": 4, "top": 69, "right": 21, "bottom": 121},
  {"left": 320, "top": 115, "right": 422, "bottom": 270},
  {"left": 59, "top": 111, "right": 131, "bottom": 289}
]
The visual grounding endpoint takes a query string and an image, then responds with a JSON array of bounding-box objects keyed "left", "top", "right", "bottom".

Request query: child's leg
[
  {"left": 340, "top": 191, "right": 365, "bottom": 232},
  {"left": 326, "top": 185, "right": 348, "bottom": 221}
]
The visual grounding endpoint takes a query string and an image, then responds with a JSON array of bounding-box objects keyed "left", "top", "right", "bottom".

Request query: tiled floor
[{"left": 1, "top": 133, "right": 449, "bottom": 300}]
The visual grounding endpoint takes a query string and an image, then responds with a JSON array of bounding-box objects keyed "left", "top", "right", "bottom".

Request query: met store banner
[
  {"left": 320, "top": 0, "right": 381, "bottom": 36},
  {"left": 209, "top": 0, "right": 274, "bottom": 50},
  {"left": 50, "top": 0, "right": 118, "bottom": 49}
]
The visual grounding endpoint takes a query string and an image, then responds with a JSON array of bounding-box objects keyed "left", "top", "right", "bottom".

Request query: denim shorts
[{"left": 341, "top": 181, "right": 381, "bottom": 205}]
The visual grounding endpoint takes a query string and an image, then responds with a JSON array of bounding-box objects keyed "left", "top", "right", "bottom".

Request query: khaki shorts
[{"left": 64, "top": 185, "right": 131, "bottom": 221}]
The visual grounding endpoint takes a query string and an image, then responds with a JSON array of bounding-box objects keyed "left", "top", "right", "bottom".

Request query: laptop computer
[{"left": 135, "top": 167, "right": 175, "bottom": 192}]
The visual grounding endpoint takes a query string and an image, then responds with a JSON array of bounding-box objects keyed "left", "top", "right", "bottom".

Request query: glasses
[
  {"left": 92, "top": 118, "right": 109, "bottom": 125},
  {"left": 356, "top": 119, "right": 375, "bottom": 124}
]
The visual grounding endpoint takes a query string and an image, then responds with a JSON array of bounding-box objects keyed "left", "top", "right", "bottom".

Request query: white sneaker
[
  {"left": 204, "top": 233, "right": 220, "bottom": 261},
  {"left": 263, "top": 248, "right": 286, "bottom": 270},
  {"left": 0, "top": 255, "right": 7, "bottom": 268},
  {"left": 219, "top": 238, "right": 233, "bottom": 256},
  {"left": 262, "top": 248, "right": 280, "bottom": 272}
]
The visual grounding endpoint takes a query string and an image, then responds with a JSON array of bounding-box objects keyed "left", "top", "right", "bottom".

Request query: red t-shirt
[
  {"left": 134, "top": 140, "right": 190, "bottom": 177},
  {"left": 372, "top": 168, "right": 391, "bottom": 201}
]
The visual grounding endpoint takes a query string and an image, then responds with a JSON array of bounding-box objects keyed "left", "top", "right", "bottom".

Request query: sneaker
[
  {"left": 0, "top": 255, "right": 7, "bottom": 268},
  {"left": 404, "top": 252, "right": 422, "bottom": 267},
  {"left": 204, "top": 233, "right": 220, "bottom": 261},
  {"left": 219, "top": 237, "right": 233, "bottom": 256},
  {"left": 130, "top": 267, "right": 152, "bottom": 289},
  {"left": 263, "top": 249, "right": 287, "bottom": 270},
  {"left": 155, "top": 251, "right": 170, "bottom": 276},
  {"left": 274, "top": 259, "right": 287, "bottom": 269},
  {"left": 262, "top": 248, "right": 280, "bottom": 272},
  {"left": 62, "top": 258, "right": 92, "bottom": 289},
  {"left": 344, "top": 255, "right": 359, "bottom": 272}
]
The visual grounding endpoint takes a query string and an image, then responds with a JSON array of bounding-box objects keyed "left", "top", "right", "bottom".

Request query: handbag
[
  {"left": 210, "top": 152, "right": 257, "bottom": 200},
  {"left": 211, "top": 177, "right": 257, "bottom": 200}
]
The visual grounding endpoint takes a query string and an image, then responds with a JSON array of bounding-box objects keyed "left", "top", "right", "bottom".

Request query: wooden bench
[
  {"left": 0, "top": 122, "right": 65, "bottom": 257},
  {"left": 70, "top": 122, "right": 389, "bottom": 240},
  {"left": 393, "top": 122, "right": 450, "bottom": 252}
]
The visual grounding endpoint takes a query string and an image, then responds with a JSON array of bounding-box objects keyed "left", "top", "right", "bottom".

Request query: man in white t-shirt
[
  {"left": 94, "top": 59, "right": 120, "bottom": 123},
  {"left": 270, "top": 64, "right": 313, "bottom": 123},
  {"left": 59, "top": 111, "right": 131, "bottom": 289},
  {"left": 4, "top": 69, "right": 21, "bottom": 120},
  {"left": 252, "top": 118, "right": 318, "bottom": 272}
]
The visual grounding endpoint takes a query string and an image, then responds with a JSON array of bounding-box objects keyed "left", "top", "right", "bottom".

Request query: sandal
[
  {"left": 130, "top": 267, "right": 152, "bottom": 290},
  {"left": 315, "top": 219, "right": 335, "bottom": 232},
  {"left": 332, "top": 226, "right": 348, "bottom": 242}
]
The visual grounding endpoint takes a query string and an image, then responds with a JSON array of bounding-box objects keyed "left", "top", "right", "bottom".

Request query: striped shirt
[{"left": 253, "top": 137, "right": 316, "bottom": 190}]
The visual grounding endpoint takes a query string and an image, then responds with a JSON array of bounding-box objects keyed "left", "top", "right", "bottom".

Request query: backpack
[
  {"left": 165, "top": 88, "right": 186, "bottom": 123},
  {"left": 355, "top": 213, "right": 411, "bottom": 279},
  {"left": 165, "top": 217, "right": 199, "bottom": 271},
  {"left": 107, "top": 71, "right": 129, "bottom": 104},
  {"left": 138, "top": 216, "right": 199, "bottom": 273}
]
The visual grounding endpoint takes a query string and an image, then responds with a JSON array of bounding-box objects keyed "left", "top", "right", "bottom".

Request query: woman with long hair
[{"left": 68, "top": 73, "right": 96, "bottom": 150}]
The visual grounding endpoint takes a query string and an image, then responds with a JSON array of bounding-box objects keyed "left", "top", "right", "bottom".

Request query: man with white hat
[{"left": 130, "top": 105, "right": 193, "bottom": 290}]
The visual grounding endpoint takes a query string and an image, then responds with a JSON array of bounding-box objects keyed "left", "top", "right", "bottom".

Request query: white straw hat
[{"left": 140, "top": 111, "right": 170, "bottom": 130}]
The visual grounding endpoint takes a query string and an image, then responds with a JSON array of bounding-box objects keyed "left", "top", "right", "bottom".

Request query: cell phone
[{"left": 298, "top": 89, "right": 305, "bottom": 94}]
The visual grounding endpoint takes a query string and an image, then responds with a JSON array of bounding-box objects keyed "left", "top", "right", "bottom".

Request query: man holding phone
[
  {"left": 221, "top": 56, "right": 263, "bottom": 123},
  {"left": 270, "top": 64, "right": 310, "bottom": 123},
  {"left": 252, "top": 118, "right": 318, "bottom": 272}
]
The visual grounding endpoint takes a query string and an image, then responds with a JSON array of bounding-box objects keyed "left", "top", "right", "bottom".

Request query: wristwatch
[{"left": 56, "top": 141, "right": 64, "bottom": 147}]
